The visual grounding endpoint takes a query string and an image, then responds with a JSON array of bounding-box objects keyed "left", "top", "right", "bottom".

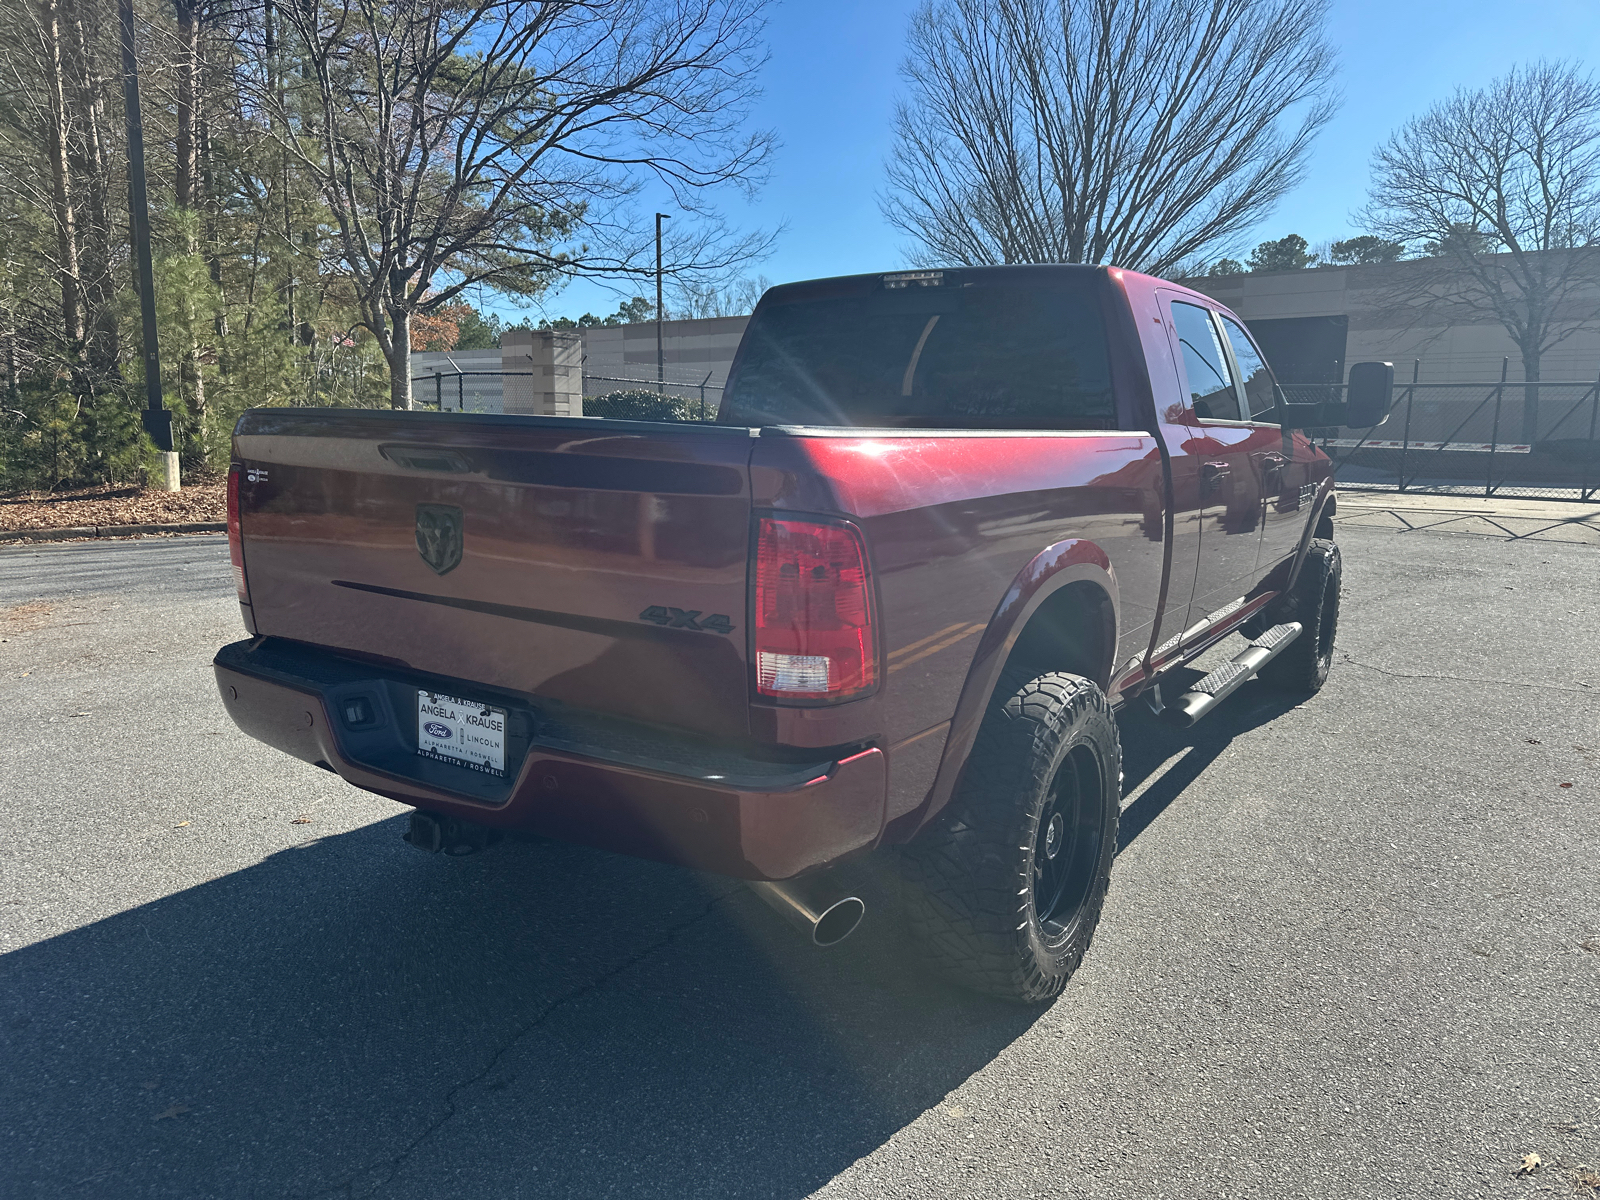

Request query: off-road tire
[
  {"left": 1257, "top": 538, "right": 1341, "bottom": 693},
  {"left": 899, "top": 671, "right": 1121, "bottom": 1004}
]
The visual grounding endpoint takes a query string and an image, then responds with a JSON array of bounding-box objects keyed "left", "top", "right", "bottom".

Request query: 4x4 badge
[{"left": 639, "top": 606, "right": 734, "bottom": 635}]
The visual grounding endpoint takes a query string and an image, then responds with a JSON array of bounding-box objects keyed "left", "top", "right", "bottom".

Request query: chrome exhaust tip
[{"left": 750, "top": 874, "right": 866, "bottom": 947}]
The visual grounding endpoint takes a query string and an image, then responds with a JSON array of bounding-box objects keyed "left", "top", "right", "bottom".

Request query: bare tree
[
  {"left": 1362, "top": 61, "right": 1600, "bottom": 442},
  {"left": 882, "top": 0, "right": 1336, "bottom": 275},
  {"left": 0, "top": 0, "right": 119, "bottom": 399},
  {"left": 671, "top": 272, "right": 769, "bottom": 318},
  {"left": 169, "top": 0, "right": 237, "bottom": 447},
  {"left": 24, "top": 0, "right": 86, "bottom": 382},
  {"left": 257, "top": 0, "right": 774, "bottom": 408}
]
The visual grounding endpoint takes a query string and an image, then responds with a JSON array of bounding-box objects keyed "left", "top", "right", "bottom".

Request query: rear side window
[
  {"left": 722, "top": 277, "right": 1114, "bottom": 429},
  {"left": 1220, "top": 316, "right": 1278, "bottom": 419},
  {"left": 1170, "top": 302, "right": 1242, "bottom": 421}
]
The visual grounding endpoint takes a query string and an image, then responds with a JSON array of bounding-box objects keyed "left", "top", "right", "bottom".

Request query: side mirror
[
  {"left": 1344, "top": 361, "right": 1394, "bottom": 428},
  {"left": 1275, "top": 396, "right": 1339, "bottom": 429},
  {"left": 1274, "top": 362, "right": 1395, "bottom": 429}
]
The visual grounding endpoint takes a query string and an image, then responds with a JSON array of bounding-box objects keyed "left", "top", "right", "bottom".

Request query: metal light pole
[
  {"left": 655, "top": 212, "right": 669, "bottom": 393},
  {"left": 118, "top": 0, "right": 177, "bottom": 489}
]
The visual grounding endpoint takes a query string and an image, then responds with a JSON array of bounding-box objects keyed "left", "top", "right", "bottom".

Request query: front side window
[
  {"left": 721, "top": 275, "right": 1115, "bottom": 430},
  {"left": 1221, "top": 316, "right": 1278, "bottom": 420},
  {"left": 1170, "top": 301, "right": 1241, "bottom": 421}
]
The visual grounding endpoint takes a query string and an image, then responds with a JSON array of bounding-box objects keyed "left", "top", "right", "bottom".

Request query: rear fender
[{"left": 894, "top": 538, "right": 1117, "bottom": 840}]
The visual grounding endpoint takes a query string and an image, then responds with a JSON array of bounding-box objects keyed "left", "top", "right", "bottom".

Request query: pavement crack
[
  {"left": 1341, "top": 654, "right": 1597, "bottom": 695},
  {"left": 298, "top": 885, "right": 740, "bottom": 1200}
]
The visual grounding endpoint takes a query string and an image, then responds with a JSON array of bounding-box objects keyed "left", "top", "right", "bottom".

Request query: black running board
[{"left": 1152, "top": 622, "right": 1303, "bottom": 728}]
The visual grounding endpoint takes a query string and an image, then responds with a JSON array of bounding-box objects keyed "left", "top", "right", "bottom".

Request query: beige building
[
  {"left": 574, "top": 258, "right": 1600, "bottom": 395},
  {"left": 1187, "top": 256, "right": 1600, "bottom": 386},
  {"left": 577, "top": 315, "right": 749, "bottom": 392},
  {"left": 412, "top": 256, "right": 1600, "bottom": 420}
]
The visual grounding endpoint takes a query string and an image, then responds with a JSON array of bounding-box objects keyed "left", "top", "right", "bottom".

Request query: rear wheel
[
  {"left": 899, "top": 671, "right": 1121, "bottom": 1004},
  {"left": 1258, "top": 538, "right": 1341, "bottom": 693}
]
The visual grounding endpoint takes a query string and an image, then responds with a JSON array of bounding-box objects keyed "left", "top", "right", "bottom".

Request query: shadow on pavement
[
  {"left": 1115, "top": 670, "right": 1302, "bottom": 852},
  {"left": 1, "top": 664, "right": 1303, "bottom": 1198},
  {"left": 0, "top": 818, "right": 1036, "bottom": 1199}
]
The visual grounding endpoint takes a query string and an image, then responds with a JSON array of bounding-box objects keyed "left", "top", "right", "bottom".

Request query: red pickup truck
[{"left": 215, "top": 265, "right": 1391, "bottom": 1003}]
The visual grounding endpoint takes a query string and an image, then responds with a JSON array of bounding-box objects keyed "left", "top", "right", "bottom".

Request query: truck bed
[
  {"left": 234, "top": 408, "right": 759, "bottom": 741},
  {"left": 226, "top": 406, "right": 1174, "bottom": 872}
]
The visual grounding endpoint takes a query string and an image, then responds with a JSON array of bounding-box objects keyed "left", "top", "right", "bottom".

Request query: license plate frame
[{"left": 416, "top": 691, "right": 507, "bottom": 776}]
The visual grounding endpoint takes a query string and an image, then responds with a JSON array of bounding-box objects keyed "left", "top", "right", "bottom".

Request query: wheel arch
[
  {"left": 1314, "top": 490, "right": 1336, "bottom": 541},
  {"left": 888, "top": 539, "right": 1118, "bottom": 842}
]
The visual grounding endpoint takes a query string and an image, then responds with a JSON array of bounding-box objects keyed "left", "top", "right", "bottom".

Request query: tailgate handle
[{"left": 379, "top": 444, "right": 473, "bottom": 473}]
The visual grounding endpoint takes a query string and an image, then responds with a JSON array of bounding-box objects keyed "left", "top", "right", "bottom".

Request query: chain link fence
[
  {"left": 411, "top": 361, "right": 1599, "bottom": 502},
  {"left": 410, "top": 370, "right": 513, "bottom": 414},
  {"left": 410, "top": 365, "right": 726, "bottom": 419},
  {"left": 582, "top": 371, "right": 724, "bottom": 421},
  {"left": 1286, "top": 363, "right": 1600, "bottom": 501}
]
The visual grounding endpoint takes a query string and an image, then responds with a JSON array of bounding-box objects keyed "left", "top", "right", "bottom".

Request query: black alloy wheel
[
  {"left": 1259, "top": 537, "right": 1342, "bottom": 693},
  {"left": 1032, "top": 744, "right": 1105, "bottom": 933},
  {"left": 899, "top": 670, "right": 1121, "bottom": 1004}
]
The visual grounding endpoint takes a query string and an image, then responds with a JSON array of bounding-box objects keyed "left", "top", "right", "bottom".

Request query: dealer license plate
[{"left": 417, "top": 691, "right": 507, "bottom": 776}]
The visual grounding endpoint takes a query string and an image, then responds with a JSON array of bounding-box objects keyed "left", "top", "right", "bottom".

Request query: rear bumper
[{"left": 213, "top": 638, "right": 885, "bottom": 880}]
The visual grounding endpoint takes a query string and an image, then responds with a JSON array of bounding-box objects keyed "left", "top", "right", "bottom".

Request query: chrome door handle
[{"left": 1202, "top": 461, "right": 1230, "bottom": 492}]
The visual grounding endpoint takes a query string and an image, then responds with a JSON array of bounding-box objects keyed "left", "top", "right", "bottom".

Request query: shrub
[{"left": 583, "top": 389, "right": 715, "bottom": 422}]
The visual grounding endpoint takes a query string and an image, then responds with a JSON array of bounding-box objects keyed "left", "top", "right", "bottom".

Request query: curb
[
  {"left": 0, "top": 521, "right": 226, "bottom": 543},
  {"left": 1335, "top": 491, "right": 1600, "bottom": 521}
]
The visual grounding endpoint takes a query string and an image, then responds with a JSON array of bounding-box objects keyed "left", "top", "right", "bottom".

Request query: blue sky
[{"left": 525, "top": 0, "right": 1600, "bottom": 323}]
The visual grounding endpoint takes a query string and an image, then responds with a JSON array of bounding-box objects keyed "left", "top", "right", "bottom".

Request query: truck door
[
  {"left": 1216, "top": 314, "right": 1315, "bottom": 575},
  {"left": 1163, "top": 298, "right": 1265, "bottom": 631}
]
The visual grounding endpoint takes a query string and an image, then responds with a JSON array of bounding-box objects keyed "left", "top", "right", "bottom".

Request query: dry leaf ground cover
[{"left": 0, "top": 481, "right": 226, "bottom": 532}]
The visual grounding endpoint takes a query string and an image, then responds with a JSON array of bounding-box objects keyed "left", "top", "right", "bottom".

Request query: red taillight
[
  {"left": 227, "top": 464, "right": 248, "bottom": 605},
  {"left": 753, "top": 516, "right": 876, "bottom": 702}
]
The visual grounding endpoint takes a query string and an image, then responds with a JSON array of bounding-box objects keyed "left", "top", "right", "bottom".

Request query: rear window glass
[{"left": 721, "top": 277, "right": 1115, "bottom": 429}]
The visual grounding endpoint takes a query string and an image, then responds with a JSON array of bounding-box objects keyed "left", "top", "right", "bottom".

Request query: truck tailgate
[{"left": 233, "top": 410, "right": 756, "bottom": 740}]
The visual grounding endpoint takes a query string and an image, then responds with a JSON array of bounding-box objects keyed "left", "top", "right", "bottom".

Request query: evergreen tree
[{"left": 1247, "top": 234, "right": 1317, "bottom": 272}]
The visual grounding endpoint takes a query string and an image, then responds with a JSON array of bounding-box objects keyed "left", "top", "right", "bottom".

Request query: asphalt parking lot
[{"left": 1, "top": 517, "right": 1596, "bottom": 1199}]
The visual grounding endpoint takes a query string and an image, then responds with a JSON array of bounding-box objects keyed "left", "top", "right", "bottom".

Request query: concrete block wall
[{"left": 499, "top": 330, "right": 584, "bottom": 416}]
